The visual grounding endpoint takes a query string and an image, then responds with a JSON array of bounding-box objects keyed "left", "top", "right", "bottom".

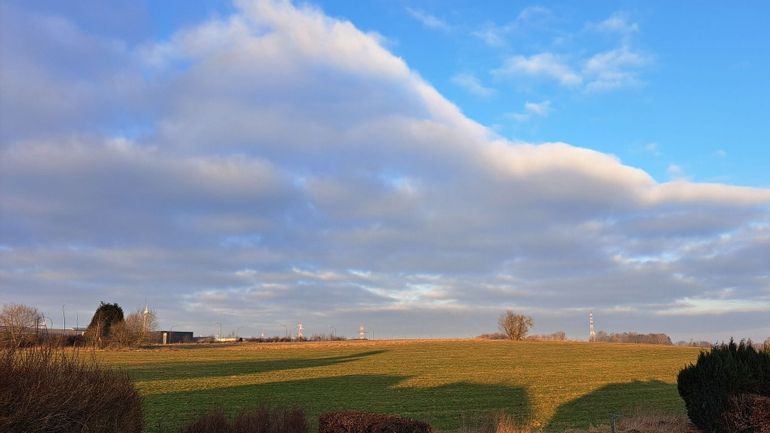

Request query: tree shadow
[
  {"left": 127, "top": 350, "right": 386, "bottom": 381},
  {"left": 545, "top": 380, "right": 684, "bottom": 432},
  {"left": 144, "top": 374, "right": 532, "bottom": 433}
]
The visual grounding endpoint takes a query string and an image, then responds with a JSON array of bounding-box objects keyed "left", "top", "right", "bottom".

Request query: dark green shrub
[
  {"left": 84, "top": 301, "right": 124, "bottom": 346},
  {"left": 0, "top": 344, "right": 143, "bottom": 433},
  {"left": 677, "top": 339, "right": 770, "bottom": 432}
]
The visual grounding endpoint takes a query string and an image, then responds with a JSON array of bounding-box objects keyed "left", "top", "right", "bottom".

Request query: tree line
[
  {"left": 0, "top": 302, "right": 157, "bottom": 348},
  {"left": 477, "top": 310, "right": 678, "bottom": 345}
]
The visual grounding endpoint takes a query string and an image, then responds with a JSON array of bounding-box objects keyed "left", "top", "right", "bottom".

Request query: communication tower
[
  {"left": 589, "top": 312, "right": 596, "bottom": 342},
  {"left": 297, "top": 322, "right": 304, "bottom": 339},
  {"left": 359, "top": 324, "right": 366, "bottom": 340},
  {"left": 143, "top": 304, "right": 150, "bottom": 333}
]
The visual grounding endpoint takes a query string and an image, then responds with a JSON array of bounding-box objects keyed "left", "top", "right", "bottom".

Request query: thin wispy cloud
[
  {"left": 451, "top": 73, "right": 496, "bottom": 98},
  {"left": 642, "top": 142, "right": 661, "bottom": 157},
  {"left": 494, "top": 47, "right": 651, "bottom": 92},
  {"left": 587, "top": 12, "right": 639, "bottom": 37},
  {"left": 493, "top": 53, "right": 582, "bottom": 86},
  {"left": 583, "top": 46, "right": 652, "bottom": 92},
  {"left": 506, "top": 100, "right": 551, "bottom": 122},
  {"left": 667, "top": 164, "right": 687, "bottom": 180},
  {"left": 472, "top": 6, "right": 551, "bottom": 47},
  {"left": 490, "top": 11, "right": 651, "bottom": 93},
  {"left": 406, "top": 7, "right": 450, "bottom": 31}
]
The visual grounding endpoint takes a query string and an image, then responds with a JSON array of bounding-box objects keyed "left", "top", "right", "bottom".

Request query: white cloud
[
  {"left": 658, "top": 297, "right": 770, "bottom": 316},
  {"left": 588, "top": 12, "right": 639, "bottom": 36},
  {"left": 472, "top": 6, "right": 551, "bottom": 47},
  {"left": 505, "top": 100, "right": 551, "bottom": 122},
  {"left": 489, "top": 12, "right": 650, "bottom": 93},
  {"left": 493, "top": 47, "right": 651, "bottom": 92},
  {"left": 642, "top": 142, "right": 661, "bottom": 157},
  {"left": 493, "top": 53, "right": 582, "bottom": 86},
  {"left": 524, "top": 100, "right": 551, "bottom": 116},
  {"left": 405, "top": 7, "right": 449, "bottom": 31},
  {"left": 583, "top": 46, "right": 652, "bottom": 92},
  {"left": 451, "top": 73, "right": 496, "bottom": 98},
  {"left": 667, "top": 164, "right": 685, "bottom": 179}
]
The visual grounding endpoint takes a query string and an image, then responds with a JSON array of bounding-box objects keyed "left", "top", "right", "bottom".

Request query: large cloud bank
[{"left": 1, "top": 0, "right": 768, "bottom": 339}]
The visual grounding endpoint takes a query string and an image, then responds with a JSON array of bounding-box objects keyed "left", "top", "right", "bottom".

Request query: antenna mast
[
  {"left": 143, "top": 303, "right": 150, "bottom": 334},
  {"left": 297, "top": 322, "right": 304, "bottom": 339},
  {"left": 589, "top": 312, "right": 596, "bottom": 342},
  {"left": 359, "top": 324, "right": 365, "bottom": 340}
]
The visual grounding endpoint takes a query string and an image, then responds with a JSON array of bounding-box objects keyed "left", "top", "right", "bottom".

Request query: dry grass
[
  {"left": 0, "top": 344, "right": 143, "bottom": 433},
  {"left": 452, "top": 411, "right": 697, "bottom": 433},
  {"left": 570, "top": 413, "right": 697, "bottom": 433},
  {"left": 454, "top": 413, "right": 537, "bottom": 433}
]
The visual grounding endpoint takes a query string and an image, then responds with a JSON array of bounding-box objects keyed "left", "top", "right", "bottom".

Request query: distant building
[
  {"left": 155, "top": 330, "right": 194, "bottom": 344},
  {"left": 38, "top": 327, "right": 86, "bottom": 337}
]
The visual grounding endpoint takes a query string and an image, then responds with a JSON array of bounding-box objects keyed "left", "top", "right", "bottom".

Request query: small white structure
[{"left": 589, "top": 312, "right": 596, "bottom": 342}]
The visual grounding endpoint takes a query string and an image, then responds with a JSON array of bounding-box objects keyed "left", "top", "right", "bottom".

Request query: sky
[{"left": 1, "top": 0, "right": 769, "bottom": 342}]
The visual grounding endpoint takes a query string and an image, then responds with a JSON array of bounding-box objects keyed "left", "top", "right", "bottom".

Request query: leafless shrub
[
  {"left": 319, "top": 411, "right": 433, "bottom": 433},
  {"left": 179, "top": 406, "right": 308, "bottom": 433},
  {"left": 564, "top": 412, "right": 697, "bottom": 433},
  {"left": 721, "top": 394, "right": 770, "bottom": 433},
  {"left": 111, "top": 308, "right": 158, "bottom": 347},
  {"left": 0, "top": 343, "right": 143, "bottom": 433},
  {"left": 0, "top": 303, "right": 43, "bottom": 347}
]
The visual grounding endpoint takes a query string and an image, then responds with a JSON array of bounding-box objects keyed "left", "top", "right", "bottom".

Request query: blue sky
[
  {"left": 300, "top": 1, "right": 770, "bottom": 187},
  {"left": 1, "top": 0, "right": 769, "bottom": 341},
  {"left": 10, "top": 0, "right": 770, "bottom": 188}
]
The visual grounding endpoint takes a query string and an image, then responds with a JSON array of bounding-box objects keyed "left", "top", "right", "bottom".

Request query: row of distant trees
[
  {"left": 480, "top": 310, "right": 678, "bottom": 345},
  {"left": 0, "top": 302, "right": 157, "bottom": 348},
  {"left": 591, "top": 331, "right": 672, "bottom": 345}
]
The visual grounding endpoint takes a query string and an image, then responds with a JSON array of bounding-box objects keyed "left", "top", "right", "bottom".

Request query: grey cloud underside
[{"left": 1, "top": 0, "right": 769, "bottom": 340}]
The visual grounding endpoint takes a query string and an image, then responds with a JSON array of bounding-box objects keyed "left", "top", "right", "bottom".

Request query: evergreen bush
[{"left": 677, "top": 339, "right": 770, "bottom": 432}]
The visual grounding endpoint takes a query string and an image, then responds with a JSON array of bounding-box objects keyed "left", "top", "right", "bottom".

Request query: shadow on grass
[
  {"left": 144, "top": 374, "right": 532, "bottom": 433},
  {"left": 545, "top": 380, "right": 684, "bottom": 432},
  {"left": 127, "top": 350, "right": 386, "bottom": 381}
]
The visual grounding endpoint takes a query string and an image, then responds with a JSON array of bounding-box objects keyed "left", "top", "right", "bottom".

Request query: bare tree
[
  {"left": 498, "top": 310, "right": 533, "bottom": 341},
  {"left": 0, "top": 304, "right": 43, "bottom": 346},
  {"left": 113, "top": 308, "right": 158, "bottom": 347}
]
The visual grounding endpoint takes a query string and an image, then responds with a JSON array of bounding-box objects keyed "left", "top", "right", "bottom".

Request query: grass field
[{"left": 96, "top": 339, "right": 701, "bottom": 432}]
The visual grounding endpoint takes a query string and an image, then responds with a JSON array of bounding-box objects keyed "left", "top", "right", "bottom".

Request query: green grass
[{"left": 95, "top": 339, "right": 701, "bottom": 432}]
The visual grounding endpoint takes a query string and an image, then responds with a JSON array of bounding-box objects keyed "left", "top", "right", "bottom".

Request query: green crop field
[{"left": 97, "top": 339, "right": 701, "bottom": 432}]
